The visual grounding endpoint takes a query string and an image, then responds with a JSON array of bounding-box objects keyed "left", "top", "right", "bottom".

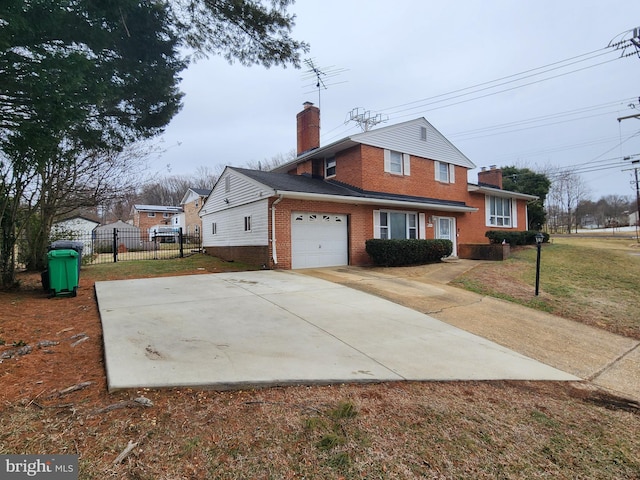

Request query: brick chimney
[
  {"left": 296, "top": 101, "right": 320, "bottom": 155},
  {"left": 478, "top": 165, "right": 503, "bottom": 189}
]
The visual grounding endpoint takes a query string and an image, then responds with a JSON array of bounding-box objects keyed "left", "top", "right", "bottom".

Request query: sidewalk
[{"left": 300, "top": 261, "right": 640, "bottom": 402}]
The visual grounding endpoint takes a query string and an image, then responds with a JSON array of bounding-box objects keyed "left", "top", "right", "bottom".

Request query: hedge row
[
  {"left": 365, "top": 239, "right": 453, "bottom": 267},
  {"left": 485, "top": 230, "right": 549, "bottom": 245}
]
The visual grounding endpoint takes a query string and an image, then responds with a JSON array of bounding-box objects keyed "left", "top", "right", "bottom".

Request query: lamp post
[{"left": 535, "top": 232, "right": 544, "bottom": 296}]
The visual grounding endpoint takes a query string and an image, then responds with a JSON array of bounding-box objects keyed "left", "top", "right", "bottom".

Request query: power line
[
  {"left": 450, "top": 98, "right": 635, "bottom": 139},
  {"left": 377, "top": 48, "right": 611, "bottom": 114},
  {"left": 319, "top": 29, "right": 640, "bottom": 153},
  {"left": 384, "top": 56, "right": 622, "bottom": 121}
]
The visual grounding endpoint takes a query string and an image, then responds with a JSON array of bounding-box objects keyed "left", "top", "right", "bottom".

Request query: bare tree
[
  {"left": 20, "top": 144, "right": 151, "bottom": 270},
  {"left": 601, "top": 194, "right": 632, "bottom": 228},
  {"left": 136, "top": 166, "right": 220, "bottom": 207},
  {"left": 244, "top": 149, "right": 296, "bottom": 171},
  {"left": 546, "top": 169, "right": 590, "bottom": 234}
]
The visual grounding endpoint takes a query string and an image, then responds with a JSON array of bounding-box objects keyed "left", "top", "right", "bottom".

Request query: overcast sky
[{"left": 154, "top": 0, "right": 640, "bottom": 200}]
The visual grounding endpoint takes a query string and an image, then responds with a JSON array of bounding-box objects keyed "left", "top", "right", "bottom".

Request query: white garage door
[{"left": 291, "top": 212, "right": 348, "bottom": 269}]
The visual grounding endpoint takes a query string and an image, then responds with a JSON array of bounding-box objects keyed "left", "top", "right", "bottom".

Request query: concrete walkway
[
  {"left": 301, "top": 261, "right": 640, "bottom": 402},
  {"left": 95, "top": 270, "right": 576, "bottom": 391}
]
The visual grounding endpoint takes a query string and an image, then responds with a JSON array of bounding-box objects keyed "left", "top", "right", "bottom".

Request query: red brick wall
[
  {"left": 269, "top": 198, "right": 374, "bottom": 269},
  {"left": 333, "top": 145, "right": 470, "bottom": 201},
  {"left": 134, "top": 211, "right": 172, "bottom": 232},
  {"left": 296, "top": 103, "right": 320, "bottom": 155},
  {"left": 461, "top": 192, "right": 529, "bottom": 244},
  {"left": 478, "top": 168, "right": 503, "bottom": 189}
]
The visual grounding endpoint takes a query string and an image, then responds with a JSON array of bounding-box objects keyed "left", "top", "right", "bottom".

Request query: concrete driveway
[{"left": 95, "top": 270, "right": 575, "bottom": 391}]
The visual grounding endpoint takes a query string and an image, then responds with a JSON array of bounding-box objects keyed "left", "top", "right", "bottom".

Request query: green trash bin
[{"left": 47, "top": 249, "right": 79, "bottom": 297}]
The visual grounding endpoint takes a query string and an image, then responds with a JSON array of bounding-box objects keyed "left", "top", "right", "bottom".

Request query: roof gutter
[
  {"left": 273, "top": 190, "right": 478, "bottom": 213},
  {"left": 270, "top": 195, "right": 284, "bottom": 265},
  {"left": 468, "top": 184, "right": 538, "bottom": 201}
]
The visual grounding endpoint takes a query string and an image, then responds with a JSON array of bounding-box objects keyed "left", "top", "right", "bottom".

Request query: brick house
[
  {"left": 200, "top": 103, "right": 536, "bottom": 269},
  {"left": 131, "top": 205, "right": 183, "bottom": 235},
  {"left": 179, "top": 188, "right": 210, "bottom": 237}
]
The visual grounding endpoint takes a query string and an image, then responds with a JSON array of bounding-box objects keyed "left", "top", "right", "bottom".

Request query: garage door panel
[{"left": 291, "top": 213, "right": 348, "bottom": 269}]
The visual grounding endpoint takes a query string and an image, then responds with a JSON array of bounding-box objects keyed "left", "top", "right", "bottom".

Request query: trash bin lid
[
  {"left": 49, "top": 240, "right": 84, "bottom": 252},
  {"left": 47, "top": 249, "right": 79, "bottom": 258}
]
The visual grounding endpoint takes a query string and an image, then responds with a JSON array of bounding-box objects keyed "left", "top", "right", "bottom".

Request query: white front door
[
  {"left": 435, "top": 217, "right": 456, "bottom": 257},
  {"left": 291, "top": 212, "right": 348, "bottom": 269}
]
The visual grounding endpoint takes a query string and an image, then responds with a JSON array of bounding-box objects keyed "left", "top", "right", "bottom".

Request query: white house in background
[{"left": 51, "top": 215, "right": 100, "bottom": 256}]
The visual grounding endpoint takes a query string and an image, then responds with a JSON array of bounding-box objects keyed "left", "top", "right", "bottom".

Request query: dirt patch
[{"left": 1, "top": 269, "right": 640, "bottom": 478}]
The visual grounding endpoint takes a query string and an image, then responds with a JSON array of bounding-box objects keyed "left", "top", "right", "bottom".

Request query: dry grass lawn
[{"left": 1, "top": 252, "right": 639, "bottom": 479}]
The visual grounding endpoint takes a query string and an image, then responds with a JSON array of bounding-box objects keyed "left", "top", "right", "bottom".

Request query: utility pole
[
  {"left": 618, "top": 110, "right": 640, "bottom": 242},
  {"left": 623, "top": 158, "right": 640, "bottom": 242}
]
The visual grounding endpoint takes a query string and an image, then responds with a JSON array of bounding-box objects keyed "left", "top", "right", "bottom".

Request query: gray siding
[
  {"left": 200, "top": 169, "right": 272, "bottom": 248},
  {"left": 202, "top": 200, "right": 269, "bottom": 247},
  {"left": 352, "top": 118, "right": 476, "bottom": 169}
]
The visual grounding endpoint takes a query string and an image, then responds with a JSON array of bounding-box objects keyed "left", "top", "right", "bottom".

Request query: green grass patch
[
  {"left": 454, "top": 237, "right": 640, "bottom": 338},
  {"left": 82, "top": 253, "right": 258, "bottom": 282}
]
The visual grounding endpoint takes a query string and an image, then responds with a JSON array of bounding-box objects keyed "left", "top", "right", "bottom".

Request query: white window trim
[
  {"left": 485, "top": 195, "right": 517, "bottom": 228},
  {"left": 325, "top": 156, "right": 336, "bottom": 178},
  {"left": 383, "top": 149, "right": 411, "bottom": 176},
  {"left": 244, "top": 215, "right": 252, "bottom": 232},
  {"left": 434, "top": 161, "right": 455, "bottom": 184},
  {"left": 212, "top": 222, "right": 217, "bottom": 235},
  {"left": 373, "top": 210, "right": 418, "bottom": 239}
]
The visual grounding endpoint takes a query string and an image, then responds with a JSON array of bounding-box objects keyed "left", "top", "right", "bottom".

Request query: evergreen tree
[
  {"left": 0, "top": 0, "right": 307, "bottom": 287},
  {"left": 502, "top": 166, "right": 551, "bottom": 230}
]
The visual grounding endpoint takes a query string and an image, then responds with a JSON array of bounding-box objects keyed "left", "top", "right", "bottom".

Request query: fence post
[
  {"left": 179, "top": 227, "right": 184, "bottom": 258},
  {"left": 113, "top": 228, "right": 118, "bottom": 263}
]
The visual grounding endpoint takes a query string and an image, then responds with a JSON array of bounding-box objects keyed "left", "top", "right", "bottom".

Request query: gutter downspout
[{"left": 271, "top": 194, "right": 284, "bottom": 265}]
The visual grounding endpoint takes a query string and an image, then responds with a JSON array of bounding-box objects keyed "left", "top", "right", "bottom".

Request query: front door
[{"left": 435, "top": 217, "right": 456, "bottom": 257}]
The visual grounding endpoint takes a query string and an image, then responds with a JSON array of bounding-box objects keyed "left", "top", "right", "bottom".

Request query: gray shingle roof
[
  {"left": 191, "top": 188, "right": 211, "bottom": 196},
  {"left": 232, "top": 167, "right": 469, "bottom": 209}
]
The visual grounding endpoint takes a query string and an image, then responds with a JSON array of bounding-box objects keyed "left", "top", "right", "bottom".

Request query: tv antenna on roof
[
  {"left": 302, "top": 58, "right": 348, "bottom": 112},
  {"left": 346, "top": 107, "right": 388, "bottom": 132}
]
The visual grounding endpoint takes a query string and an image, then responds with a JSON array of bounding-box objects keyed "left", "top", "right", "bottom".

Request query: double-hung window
[
  {"left": 375, "top": 211, "right": 418, "bottom": 239},
  {"left": 487, "top": 196, "right": 513, "bottom": 227},
  {"left": 384, "top": 149, "right": 410, "bottom": 175},
  {"left": 325, "top": 156, "right": 336, "bottom": 177},
  {"left": 434, "top": 161, "right": 455, "bottom": 184},
  {"left": 244, "top": 216, "right": 252, "bottom": 232}
]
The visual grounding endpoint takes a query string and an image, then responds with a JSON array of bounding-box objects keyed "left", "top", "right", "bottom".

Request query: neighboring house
[
  {"left": 180, "top": 187, "right": 210, "bottom": 237},
  {"left": 630, "top": 210, "right": 639, "bottom": 226},
  {"left": 131, "top": 205, "right": 183, "bottom": 235},
  {"left": 200, "top": 102, "right": 537, "bottom": 269},
  {"left": 51, "top": 215, "right": 100, "bottom": 256},
  {"left": 94, "top": 220, "right": 141, "bottom": 251}
]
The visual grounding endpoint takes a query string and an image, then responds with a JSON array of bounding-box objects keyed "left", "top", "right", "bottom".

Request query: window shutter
[
  {"left": 485, "top": 195, "right": 492, "bottom": 226},
  {"left": 434, "top": 161, "right": 440, "bottom": 181},
  {"left": 418, "top": 213, "right": 426, "bottom": 239},
  {"left": 449, "top": 164, "right": 455, "bottom": 184},
  {"left": 373, "top": 210, "right": 381, "bottom": 239},
  {"left": 512, "top": 199, "right": 518, "bottom": 228},
  {"left": 383, "top": 149, "right": 391, "bottom": 173},
  {"left": 403, "top": 154, "right": 411, "bottom": 176}
]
